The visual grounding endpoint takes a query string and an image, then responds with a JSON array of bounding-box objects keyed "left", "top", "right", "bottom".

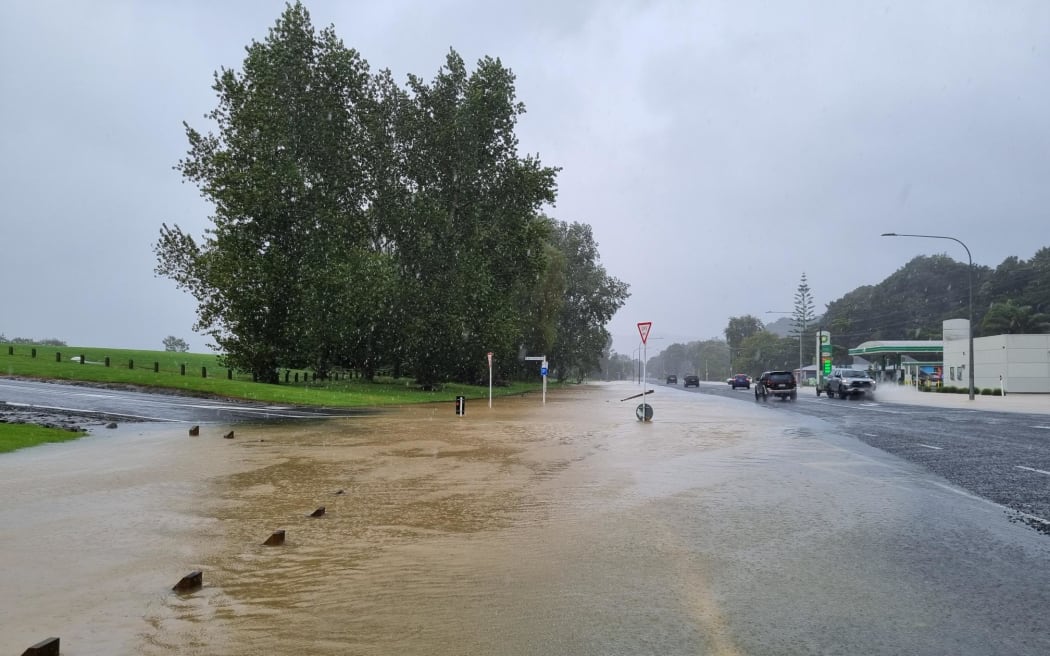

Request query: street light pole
[{"left": 881, "top": 232, "right": 974, "bottom": 400}]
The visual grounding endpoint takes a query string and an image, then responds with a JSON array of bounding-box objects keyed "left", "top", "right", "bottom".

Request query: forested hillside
[{"left": 638, "top": 247, "right": 1050, "bottom": 380}]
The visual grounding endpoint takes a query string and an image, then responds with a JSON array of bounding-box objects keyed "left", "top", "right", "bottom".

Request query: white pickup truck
[{"left": 818, "top": 368, "right": 876, "bottom": 399}]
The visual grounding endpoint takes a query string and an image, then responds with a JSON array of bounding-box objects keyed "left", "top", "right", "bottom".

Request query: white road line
[
  {"left": 1031, "top": 426, "right": 1050, "bottom": 430},
  {"left": 863, "top": 433, "right": 878, "bottom": 437},
  {"left": 1015, "top": 465, "right": 1050, "bottom": 476},
  {"left": 3, "top": 402, "right": 183, "bottom": 423},
  {"left": 931, "top": 482, "right": 1050, "bottom": 526},
  {"left": 917, "top": 444, "right": 943, "bottom": 450}
]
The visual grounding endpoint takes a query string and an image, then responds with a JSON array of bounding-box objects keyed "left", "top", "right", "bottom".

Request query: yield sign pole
[{"left": 637, "top": 322, "right": 652, "bottom": 393}]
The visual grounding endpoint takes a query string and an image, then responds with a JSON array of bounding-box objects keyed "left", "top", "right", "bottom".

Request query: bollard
[
  {"left": 223, "top": 431, "right": 234, "bottom": 439},
  {"left": 202, "top": 366, "right": 207, "bottom": 378},
  {"left": 7, "top": 346, "right": 12, "bottom": 355},
  {"left": 189, "top": 425, "right": 200, "bottom": 436},
  {"left": 104, "top": 356, "right": 110, "bottom": 367},
  {"left": 263, "top": 530, "right": 286, "bottom": 546},
  {"left": 309, "top": 506, "right": 326, "bottom": 518},
  {"left": 154, "top": 361, "right": 159, "bottom": 373},
  {"left": 32, "top": 348, "right": 36, "bottom": 358},
  {"left": 172, "top": 570, "right": 203, "bottom": 592},
  {"left": 455, "top": 395, "right": 466, "bottom": 416},
  {"left": 180, "top": 364, "right": 186, "bottom": 376},
  {"left": 20, "top": 637, "right": 59, "bottom": 656},
  {"left": 227, "top": 369, "right": 233, "bottom": 380},
  {"left": 80, "top": 353, "right": 84, "bottom": 364},
  {"left": 129, "top": 359, "right": 134, "bottom": 370},
  {"left": 285, "top": 370, "right": 290, "bottom": 383},
  {"left": 56, "top": 352, "right": 61, "bottom": 362}
]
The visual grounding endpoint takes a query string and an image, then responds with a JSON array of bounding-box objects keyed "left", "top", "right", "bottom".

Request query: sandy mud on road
[
  {"left": 5, "top": 383, "right": 1049, "bottom": 655},
  {"left": 1, "top": 384, "right": 770, "bottom": 655}
]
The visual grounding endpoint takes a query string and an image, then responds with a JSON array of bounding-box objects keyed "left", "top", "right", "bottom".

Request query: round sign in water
[{"left": 635, "top": 403, "right": 653, "bottom": 422}]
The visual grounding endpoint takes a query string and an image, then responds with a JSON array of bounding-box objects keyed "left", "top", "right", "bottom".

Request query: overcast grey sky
[{"left": 2, "top": 0, "right": 1048, "bottom": 356}]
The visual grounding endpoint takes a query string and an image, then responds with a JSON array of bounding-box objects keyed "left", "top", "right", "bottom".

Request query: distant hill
[
  {"left": 820, "top": 248, "right": 1050, "bottom": 362},
  {"left": 764, "top": 316, "right": 823, "bottom": 338}
]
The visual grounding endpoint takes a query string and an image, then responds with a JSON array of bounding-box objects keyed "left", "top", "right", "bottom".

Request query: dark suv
[
  {"left": 683, "top": 375, "right": 700, "bottom": 388},
  {"left": 755, "top": 370, "right": 797, "bottom": 401},
  {"left": 666, "top": 375, "right": 678, "bottom": 384},
  {"left": 730, "top": 374, "right": 750, "bottom": 389}
]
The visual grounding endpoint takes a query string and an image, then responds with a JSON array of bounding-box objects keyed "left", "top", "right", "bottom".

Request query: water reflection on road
[{"left": 2, "top": 384, "right": 1049, "bottom": 655}]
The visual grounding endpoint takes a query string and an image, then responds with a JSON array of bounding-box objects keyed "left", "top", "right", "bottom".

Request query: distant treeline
[
  {"left": 0, "top": 335, "right": 67, "bottom": 347},
  {"left": 643, "top": 247, "right": 1050, "bottom": 378}
]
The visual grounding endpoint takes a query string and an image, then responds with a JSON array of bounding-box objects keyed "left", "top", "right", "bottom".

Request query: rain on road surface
[{"left": 2, "top": 382, "right": 1049, "bottom": 655}]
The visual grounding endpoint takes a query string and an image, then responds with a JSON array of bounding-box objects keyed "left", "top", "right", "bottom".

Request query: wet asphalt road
[
  {"left": 0, "top": 378, "right": 369, "bottom": 424},
  {"left": 675, "top": 381, "right": 1050, "bottom": 531}
]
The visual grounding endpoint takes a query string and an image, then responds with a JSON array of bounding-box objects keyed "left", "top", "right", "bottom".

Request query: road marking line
[
  {"left": 863, "top": 433, "right": 878, "bottom": 437},
  {"left": 3, "top": 402, "right": 183, "bottom": 423},
  {"left": 1031, "top": 426, "right": 1050, "bottom": 430},
  {"left": 930, "top": 482, "right": 1050, "bottom": 526},
  {"left": 1015, "top": 465, "right": 1050, "bottom": 476},
  {"left": 917, "top": 444, "right": 943, "bottom": 450}
]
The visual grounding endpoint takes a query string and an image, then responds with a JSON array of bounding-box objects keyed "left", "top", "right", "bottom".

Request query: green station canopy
[{"left": 848, "top": 340, "right": 943, "bottom": 357}]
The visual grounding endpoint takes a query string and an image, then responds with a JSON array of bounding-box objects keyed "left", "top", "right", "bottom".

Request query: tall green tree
[
  {"left": 548, "top": 221, "right": 630, "bottom": 382},
  {"left": 155, "top": 3, "right": 374, "bottom": 382},
  {"left": 395, "top": 51, "right": 559, "bottom": 386},
  {"left": 791, "top": 272, "right": 816, "bottom": 367},
  {"left": 980, "top": 300, "right": 1050, "bottom": 334}
]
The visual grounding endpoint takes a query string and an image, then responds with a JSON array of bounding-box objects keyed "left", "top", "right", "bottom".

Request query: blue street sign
[{"left": 540, "top": 367, "right": 548, "bottom": 376}]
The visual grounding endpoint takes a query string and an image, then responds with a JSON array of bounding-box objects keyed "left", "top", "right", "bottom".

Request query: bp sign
[{"left": 817, "top": 331, "right": 832, "bottom": 375}]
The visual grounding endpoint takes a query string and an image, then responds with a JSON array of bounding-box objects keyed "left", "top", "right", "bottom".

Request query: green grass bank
[
  {"left": 0, "top": 343, "right": 545, "bottom": 408},
  {"left": 0, "top": 423, "right": 87, "bottom": 454}
]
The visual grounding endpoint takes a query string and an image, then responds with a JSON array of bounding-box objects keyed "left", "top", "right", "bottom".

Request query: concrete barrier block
[
  {"left": 172, "top": 570, "right": 203, "bottom": 593},
  {"left": 263, "top": 530, "right": 286, "bottom": 546},
  {"left": 21, "top": 637, "right": 59, "bottom": 656}
]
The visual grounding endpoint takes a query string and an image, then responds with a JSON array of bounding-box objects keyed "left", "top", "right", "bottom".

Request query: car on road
[
  {"left": 666, "top": 375, "right": 678, "bottom": 384},
  {"left": 755, "top": 370, "right": 797, "bottom": 401},
  {"left": 683, "top": 375, "right": 700, "bottom": 387},
  {"left": 730, "top": 374, "right": 750, "bottom": 389},
  {"left": 819, "top": 368, "right": 876, "bottom": 399}
]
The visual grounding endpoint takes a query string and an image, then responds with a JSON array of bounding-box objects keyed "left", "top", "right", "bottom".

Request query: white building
[{"left": 942, "top": 319, "right": 1050, "bottom": 393}]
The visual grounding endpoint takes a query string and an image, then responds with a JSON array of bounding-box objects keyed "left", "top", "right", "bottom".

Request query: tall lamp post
[
  {"left": 766, "top": 310, "right": 802, "bottom": 375},
  {"left": 881, "top": 232, "right": 974, "bottom": 400}
]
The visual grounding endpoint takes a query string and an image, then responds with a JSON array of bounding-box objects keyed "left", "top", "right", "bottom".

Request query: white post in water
[
  {"left": 487, "top": 351, "right": 494, "bottom": 408},
  {"left": 524, "top": 355, "right": 547, "bottom": 405}
]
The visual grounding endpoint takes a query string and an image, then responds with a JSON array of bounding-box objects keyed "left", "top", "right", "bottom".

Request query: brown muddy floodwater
[
  {"left": 6, "top": 384, "right": 1050, "bottom": 655},
  {"left": 1, "top": 383, "right": 779, "bottom": 655}
]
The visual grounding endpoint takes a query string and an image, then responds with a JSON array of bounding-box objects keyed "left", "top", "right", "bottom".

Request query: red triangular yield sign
[{"left": 637, "top": 321, "right": 652, "bottom": 344}]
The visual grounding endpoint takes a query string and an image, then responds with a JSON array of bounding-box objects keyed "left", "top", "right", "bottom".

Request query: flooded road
[{"left": 3, "top": 383, "right": 1049, "bottom": 655}]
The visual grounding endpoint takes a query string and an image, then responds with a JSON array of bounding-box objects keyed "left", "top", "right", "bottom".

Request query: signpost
[
  {"left": 487, "top": 351, "right": 494, "bottom": 408},
  {"left": 637, "top": 322, "right": 653, "bottom": 421},
  {"left": 524, "top": 355, "right": 547, "bottom": 404},
  {"left": 817, "top": 331, "right": 832, "bottom": 385}
]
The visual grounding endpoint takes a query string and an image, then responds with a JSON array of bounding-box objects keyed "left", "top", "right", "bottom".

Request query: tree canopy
[{"left": 155, "top": 2, "right": 627, "bottom": 384}]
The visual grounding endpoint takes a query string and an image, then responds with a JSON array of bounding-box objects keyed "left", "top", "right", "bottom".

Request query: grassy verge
[
  {"left": 0, "top": 343, "right": 545, "bottom": 407},
  {"left": 0, "top": 422, "right": 87, "bottom": 454}
]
